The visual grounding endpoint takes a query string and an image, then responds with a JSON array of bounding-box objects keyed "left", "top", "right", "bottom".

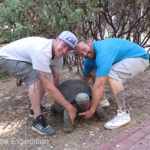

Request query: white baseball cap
[{"left": 58, "top": 31, "right": 78, "bottom": 50}]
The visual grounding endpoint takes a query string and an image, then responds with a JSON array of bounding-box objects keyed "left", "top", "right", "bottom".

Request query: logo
[{"left": 66, "top": 37, "right": 76, "bottom": 45}]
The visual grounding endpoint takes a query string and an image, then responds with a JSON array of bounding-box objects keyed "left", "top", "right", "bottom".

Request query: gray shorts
[
  {"left": 0, "top": 58, "right": 39, "bottom": 86},
  {"left": 90, "top": 57, "right": 149, "bottom": 83}
]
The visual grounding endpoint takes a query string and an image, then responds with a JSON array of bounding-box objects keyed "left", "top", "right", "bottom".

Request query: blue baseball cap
[{"left": 59, "top": 31, "right": 78, "bottom": 50}]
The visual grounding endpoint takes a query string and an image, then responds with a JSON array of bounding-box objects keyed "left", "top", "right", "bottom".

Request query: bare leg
[
  {"left": 28, "top": 79, "right": 45, "bottom": 118},
  {"left": 108, "top": 77, "right": 126, "bottom": 111},
  {"left": 104, "top": 77, "right": 130, "bottom": 130}
]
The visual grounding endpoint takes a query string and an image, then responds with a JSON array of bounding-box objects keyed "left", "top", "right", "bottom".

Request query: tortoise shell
[{"left": 51, "top": 80, "right": 92, "bottom": 114}]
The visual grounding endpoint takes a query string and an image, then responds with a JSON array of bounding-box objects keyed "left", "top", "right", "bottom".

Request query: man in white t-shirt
[{"left": 0, "top": 31, "right": 78, "bottom": 135}]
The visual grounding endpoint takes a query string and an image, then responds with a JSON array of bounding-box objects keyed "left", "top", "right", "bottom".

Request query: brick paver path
[{"left": 96, "top": 118, "right": 150, "bottom": 150}]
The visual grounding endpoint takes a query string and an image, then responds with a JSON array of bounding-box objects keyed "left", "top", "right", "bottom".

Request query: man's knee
[
  {"left": 107, "top": 76, "right": 119, "bottom": 84},
  {"left": 107, "top": 76, "right": 123, "bottom": 89}
]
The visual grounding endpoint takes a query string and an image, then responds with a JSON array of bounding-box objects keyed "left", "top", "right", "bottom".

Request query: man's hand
[
  {"left": 38, "top": 71, "right": 77, "bottom": 123},
  {"left": 80, "top": 76, "right": 107, "bottom": 119},
  {"left": 79, "top": 109, "right": 94, "bottom": 119},
  {"left": 67, "top": 106, "right": 77, "bottom": 124}
]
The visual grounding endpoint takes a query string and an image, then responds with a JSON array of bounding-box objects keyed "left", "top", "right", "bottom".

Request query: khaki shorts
[
  {"left": 0, "top": 58, "right": 39, "bottom": 86},
  {"left": 90, "top": 57, "right": 149, "bottom": 83}
]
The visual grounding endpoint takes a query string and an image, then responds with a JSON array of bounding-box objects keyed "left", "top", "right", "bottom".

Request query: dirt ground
[{"left": 0, "top": 66, "right": 150, "bottom": 150}]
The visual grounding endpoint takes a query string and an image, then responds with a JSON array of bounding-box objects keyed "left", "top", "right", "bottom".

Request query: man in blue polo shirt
[{"left": 76, "top": 38, "right": 149, "bottom": 129}]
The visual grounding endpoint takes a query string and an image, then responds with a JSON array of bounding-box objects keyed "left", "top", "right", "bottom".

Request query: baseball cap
[{"left": 58, "top": 31, "right": 78, "bottom": 50}]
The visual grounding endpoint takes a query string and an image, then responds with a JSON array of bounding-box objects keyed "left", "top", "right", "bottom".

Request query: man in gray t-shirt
[{"left": 0, "top": 31, "right": 78, "bottom": 136}]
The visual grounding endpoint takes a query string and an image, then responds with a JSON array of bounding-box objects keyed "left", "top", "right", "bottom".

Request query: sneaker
[
  {"left": 100, "top": 99, "right": 110, "bottom": 107},
  {"left": 29, "top": 105, "right": 49, "bottom": 118},
  {"left": 104, "top": 110, "right": 131, "bottom": 129},
  {"left": 32, "top": 115, "right": 55, "bottom": 135}
]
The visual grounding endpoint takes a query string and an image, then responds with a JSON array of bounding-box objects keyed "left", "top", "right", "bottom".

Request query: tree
[{"left": 0, "top": 0, "right": 150, "bottom": 74}]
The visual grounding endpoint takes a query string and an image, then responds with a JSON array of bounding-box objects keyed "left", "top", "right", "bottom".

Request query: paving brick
[
  {"left": 140, "top": 124, "right": 150, "bottom": 133},
  {"left": 96, "top": 134, "right": 129, "bottom": 150},
  {"left": 96, "top": 141, "right": 114, "bottom": 150},
  {"left": 111, "top": 138, "right": 133, "bottom": 150},
  {"left": 145, "top": 145, "right": 150, "bottom": 150},
  {"left": 127, "top": 130, "right": 146, "bottom": 142},
  {"left": 96, "top": 119, "right": 150, "bottom": 150},
  {"left": 111, "top": 146, "right": 121, "bottom": 150},
  {"left": 128, "top": 138, "right": 150, "bottom": 150},
  {"left": 144, "top": 133, "right": 150, "bottom": 140},
  {"left": 109, "top": 133, "right": 129, "bottom": 144}
]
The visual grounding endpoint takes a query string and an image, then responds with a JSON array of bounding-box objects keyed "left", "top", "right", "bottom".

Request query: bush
[
  {"left": 0, "top": 0, "right": 149, "bottom": 74},
  {"left": 0, "top": 73, "right": 6, "bottom": 79},
  {"left": 0, "top": 0, "right": 57, "bottom": 42},
  {"left": 0, "top": 0, "right": 150, "bottom": 47}
]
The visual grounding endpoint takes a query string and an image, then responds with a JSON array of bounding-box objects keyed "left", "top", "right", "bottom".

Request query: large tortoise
[{"left": 50, "top": 79, "right": 108, "bottom": 132}]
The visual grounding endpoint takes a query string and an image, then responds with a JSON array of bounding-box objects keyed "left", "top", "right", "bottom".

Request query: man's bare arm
[
  {"left": 79, "top": 76, "right": 108, "bottom": 118},
  {"left": 53, "top": 72, "right": 60, "bottom": 87},
  {"left": 38, "top": 71, "right": 77, "bottom": 123},
  {"left": 90, "top": 76, "right": 108, "bottom": 112}
]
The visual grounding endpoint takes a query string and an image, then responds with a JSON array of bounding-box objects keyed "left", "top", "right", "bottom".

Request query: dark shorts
[{"left": 0, "top": 58, "right": 39, "bottom": 86}]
